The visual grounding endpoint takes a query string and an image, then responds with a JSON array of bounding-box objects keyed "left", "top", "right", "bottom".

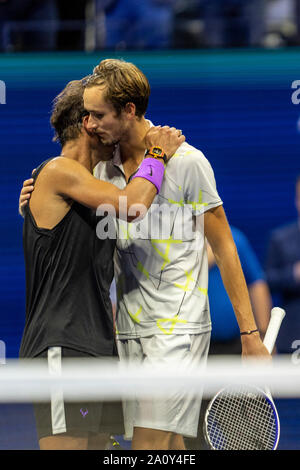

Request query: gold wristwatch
[{"left": 145, "top": 146, "right": 167, "bottom": 163}]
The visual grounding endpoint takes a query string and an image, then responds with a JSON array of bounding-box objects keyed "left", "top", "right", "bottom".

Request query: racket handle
[{"left": 263, "top": 307, "right": 286, "bottom": 353}]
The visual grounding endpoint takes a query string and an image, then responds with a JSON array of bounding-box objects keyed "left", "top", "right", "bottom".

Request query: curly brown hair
[
  {"left": 84, "top": 59, "right": 150, "bottom": 118},
  {"left": 50, "top": 79, "right": 88, "bottom": 147}
]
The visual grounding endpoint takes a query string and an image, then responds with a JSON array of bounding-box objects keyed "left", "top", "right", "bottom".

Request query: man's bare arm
[
  {"left": 20, "top": 125, "right": 185, "bottom": 221},
  {"left": 206, "top": 240, "right": 272, "bottom": 338},
  {"left": 204, "top": 205, "right": 271, "bottom": 358},
  {"left": 45, "top": 157, "right": 157, "bottom": 220},
  {"left": 19, "top": 172, "right": 153, "bottom": 221},
  {"left": 248, "top": 280, "right": 272, "bottom": 338}
]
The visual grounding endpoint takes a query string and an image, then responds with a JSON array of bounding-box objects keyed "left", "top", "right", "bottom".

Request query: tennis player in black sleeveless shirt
[
  {"left": 20, "top": 156, "right": 117, "bottom": 359},
  {"left": 19, "top": 79, "right": 185, "bottom": 450}
]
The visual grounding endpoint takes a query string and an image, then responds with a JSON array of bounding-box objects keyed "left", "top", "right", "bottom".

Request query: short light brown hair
[
  {"left": 84, "top": 59, "right": 150, "bottom": 117},
  {"left": 50, "top": 79, "right": 88, "bottom": 147}
]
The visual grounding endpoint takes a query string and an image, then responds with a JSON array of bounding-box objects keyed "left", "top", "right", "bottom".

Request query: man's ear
[
  {"left": 83, "top": 114, "right": 89, "bottom": 127},
  {"left": 124, "top": 102, "right": 136, "bottom": 119},
  {"left": 82, "top": 115, "right": 91, "bottom": 134}
]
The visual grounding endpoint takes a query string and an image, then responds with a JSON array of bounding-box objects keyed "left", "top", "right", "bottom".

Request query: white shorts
[{"left": 117, "top": 332, "right": 210, "bottom": 439}]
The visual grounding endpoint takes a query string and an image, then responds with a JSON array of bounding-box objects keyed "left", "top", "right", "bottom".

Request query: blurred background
[
  {"left": 1, "top": 0, "right": 300, "bottom": 52},
  {"left": 0, "top": 0, "right": 300, "bottom": 450}
]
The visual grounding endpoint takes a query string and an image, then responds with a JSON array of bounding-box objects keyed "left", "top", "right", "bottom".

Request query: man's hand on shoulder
[
  {"left": 144, "top": 125, "right": 185, "bottom": 161},
  {"left": 18, "top": 168, "right": 36, "bottom": 217}
]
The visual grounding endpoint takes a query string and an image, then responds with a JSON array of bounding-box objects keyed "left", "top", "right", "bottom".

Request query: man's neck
[{"left": 119, "top": 117, "right": 150, "bottom": 166}]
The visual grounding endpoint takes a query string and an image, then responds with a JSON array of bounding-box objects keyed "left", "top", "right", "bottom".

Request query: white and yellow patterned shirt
[{"left": 94, "top": 124, "right": 223, "bottom": 338}]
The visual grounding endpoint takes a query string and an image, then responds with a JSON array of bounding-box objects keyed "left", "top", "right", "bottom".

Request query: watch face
[{"left": 152, "top": 147, "right": 162, "bottom": 156}]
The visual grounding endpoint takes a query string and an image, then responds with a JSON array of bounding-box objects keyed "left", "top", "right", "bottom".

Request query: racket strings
[{"left": 206, "top": 385, "right": 278, "bottom": 450}]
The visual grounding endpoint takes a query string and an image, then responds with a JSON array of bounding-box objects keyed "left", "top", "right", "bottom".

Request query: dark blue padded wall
[{"left": 1, "top": 49, "right": 300, "bottom": 358}]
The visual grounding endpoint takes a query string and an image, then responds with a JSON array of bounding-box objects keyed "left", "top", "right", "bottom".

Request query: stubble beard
[
  {"left": 100, "top": 128, "right": 126, "bottom": 147},
  {"left": 101, "top": 137, "right": 120, "bottom": 147}
]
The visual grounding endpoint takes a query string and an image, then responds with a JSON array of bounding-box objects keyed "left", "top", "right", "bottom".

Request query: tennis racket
[{"left": 203, "top": 307, "right": 286, "bottom": 450}]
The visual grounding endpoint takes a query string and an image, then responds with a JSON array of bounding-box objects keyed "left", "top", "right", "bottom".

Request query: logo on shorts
[{"left": 80, "top": 408, "right": 88, "bottom": 418}]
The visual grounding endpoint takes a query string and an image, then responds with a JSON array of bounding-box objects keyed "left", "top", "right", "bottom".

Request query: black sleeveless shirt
[{"left": 19, "top": 158, "right": 117, "bottom": 358}]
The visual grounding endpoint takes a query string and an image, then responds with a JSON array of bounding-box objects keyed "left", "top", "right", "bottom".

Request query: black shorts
[{"left": 33, "top": 347, "right": 124, "bottom": 441}]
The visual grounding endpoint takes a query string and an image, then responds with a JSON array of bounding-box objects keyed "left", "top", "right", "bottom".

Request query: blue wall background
[{"left": 0, "top": 48, "right": 300, "bottom": 450}]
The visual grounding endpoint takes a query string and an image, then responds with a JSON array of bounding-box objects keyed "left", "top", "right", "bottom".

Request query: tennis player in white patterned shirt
[{"left": 83, "top": 59, "right": 270, "bottom": 450}]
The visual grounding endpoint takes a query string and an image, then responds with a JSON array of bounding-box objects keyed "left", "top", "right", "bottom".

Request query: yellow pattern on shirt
[
  {"left": 151, "top": 236, "right": 182, "bottom": 271},
  {"left": 156, "top": 316, "right": 187, "bottom": 335}
]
